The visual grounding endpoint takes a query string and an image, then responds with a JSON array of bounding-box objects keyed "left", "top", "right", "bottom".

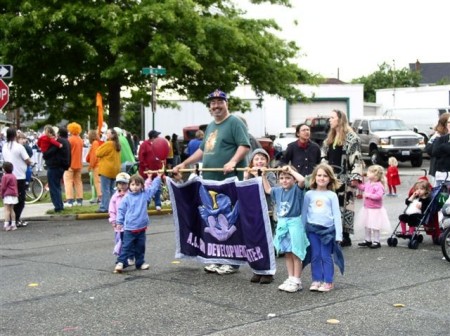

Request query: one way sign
[{"left": 0, "top": 65, "right": 13, "bottom": 79}]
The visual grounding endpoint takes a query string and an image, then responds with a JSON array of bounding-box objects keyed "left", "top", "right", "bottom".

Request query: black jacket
[
  {"left": 43, "top": 137, "right": 71, "bottom": 170},
  {"left": 281, "top": 140, "right": 321, "bottom": 176},
  {"left": 432, "top": 133, "right": 450, "bottom": 172}
]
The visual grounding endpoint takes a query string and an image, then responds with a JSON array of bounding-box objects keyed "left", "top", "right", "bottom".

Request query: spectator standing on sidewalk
[
  {"left": 86, "top": 130, "right": 103, "bottom": 204},
  {"left": 138, "top": 130, "right": 164, "bottom": 211},
  {"left": 64, "top": 122, "right": 84, "bottom": 207},
  {"left": 43, "top": 127, "right": 71, "bottom": 213},
  {"left": 2, "top": 128, "right": 32, "bottom": 227},
  {"left": 1, "top": 161, "right": 18, "bottom": 231},
  {"left": 96, "top": 128, "right": 121, "bottom": 213},
  {"left": 173, "top": 89, "right": 250, "bottom": 275}
]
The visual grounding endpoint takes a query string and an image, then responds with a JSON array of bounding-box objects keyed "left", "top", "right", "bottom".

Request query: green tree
[
  {"left": 0, "top": 0, "right": 316, "bottom": 128},
  {"left": 352, "top": 62, "right": 421, "bottom": 102}
]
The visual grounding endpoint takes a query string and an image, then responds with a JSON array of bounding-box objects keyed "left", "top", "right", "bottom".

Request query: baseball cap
[
  {"left": 207, "top": 89, "right": 228, "bottom": 102},
  {"left": 148, "top": 130, "right": 161, "bottom": 139},
  {"left": 115, "top": 172, "right": 130, "bottom": 184}
]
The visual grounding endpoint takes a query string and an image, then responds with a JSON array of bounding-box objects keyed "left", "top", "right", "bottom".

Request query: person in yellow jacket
[{"left": 96, "top": 128, "right": 121, "bottom": 213}]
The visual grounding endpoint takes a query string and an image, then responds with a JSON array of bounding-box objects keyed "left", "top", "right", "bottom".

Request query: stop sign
[{"left": 0, "top": 79, "right": 9, "bottom": 110}]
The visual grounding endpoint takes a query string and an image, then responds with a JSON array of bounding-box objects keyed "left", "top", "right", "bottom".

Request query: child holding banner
[
  {"left": 245, "top": 148, "right": 277, "bottom": 284},
  {"left": 262, "top": 165, "right": 309, "bottom": 293},
  {"left": 114, "top": 173, "right": 162, "bottom": 273}
]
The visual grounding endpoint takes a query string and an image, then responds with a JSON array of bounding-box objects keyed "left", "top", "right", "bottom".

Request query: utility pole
[{"left": 141, "top": 66, "right": 166, "bottom": 130}]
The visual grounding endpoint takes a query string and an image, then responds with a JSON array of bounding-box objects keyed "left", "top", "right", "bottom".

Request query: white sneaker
[
  {"left": 127, "top": 258, "right": 135, "bottom": 266},
  {"left": 4, "top": 224, "right": 10, "bottom": 231},
  {"left": 279, "top": 279, "right": 302, "bottom": 292},
  {"left": 138, "top": 263, "right": 150, "bottom": 270},
  {"left": 114, "top": 262, "right": 124, "bottom": 273},
  {"left": 204, "top": 264, "right": 220, "bottom": 273},
  {"left": 278, "top": 278, "right": 291, "bottom": 291},
  {"left": 216, "top": 265, "right": 238, "bottom": 275},
  {"left": 63, "top": 202, "right": 73, "bottom": 208},
  {"left": 10, "top": 225, "right": 17, "bottom": 231},
  {"left": 156, "top": 206, "right": 162, "bottom": 211}
]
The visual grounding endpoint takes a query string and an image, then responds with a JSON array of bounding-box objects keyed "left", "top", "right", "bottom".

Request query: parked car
[
  {"left": 304, "top": 116, "right": 329, "bottom": 146},
  {"left": 352, "top": 117, "right": 425, "bottom": 167},
  {"left": 273, "top": 127, "right": 297, "bottom": 156}
]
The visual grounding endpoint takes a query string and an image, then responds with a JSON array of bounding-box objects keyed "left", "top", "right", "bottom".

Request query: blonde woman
[{"left": 321, "top": 110, "right": 363, "bottom": 247}]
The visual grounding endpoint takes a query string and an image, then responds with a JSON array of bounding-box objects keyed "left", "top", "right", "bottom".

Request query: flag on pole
[
  {"left": 96, "top": 92, "right": 104, "bottom": 136},
  {"left": 167, "top": 176, "right": 276, "bottom": 275}
]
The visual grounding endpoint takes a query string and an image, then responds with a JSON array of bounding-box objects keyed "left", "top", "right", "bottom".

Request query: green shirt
[{"left": 200, "top": 115, "right": 250, "bottom": 180}]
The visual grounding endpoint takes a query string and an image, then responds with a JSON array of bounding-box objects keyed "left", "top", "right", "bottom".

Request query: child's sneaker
[
  {"left": 309, "top": 281, "right": 321, "bottom": 291},
  {"left": 127, "top": 258, "right": 135, "bottom": 266},
  {"left": 10, "top": 224, "right": 17, "bottom": 231},
  {"left": 138, "top": 263, "right": 150, "bottom": 270},
  {"left": 278, "top": 279, "right": 302, "bottom": 292},
  {"left": 4, "top": 223, "right": 11, "bottom": 231},
  {"left": 204, "top": 264, "right": 220, "bottom": 273},
  {"left": 155, "top": 206, "right": 162, "bottom": 211},
  {"left": 114, "top": 262, "right": 124, "bottom": 273},
  {"left": 318, "top": 282, "right": 334, "bottom": 292}
]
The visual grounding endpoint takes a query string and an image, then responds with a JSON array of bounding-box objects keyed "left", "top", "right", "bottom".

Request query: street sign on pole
[
  {"left": 0, "top": 65, "right": 13, "bottom": 79},
  {"left": 0, "top": 79, "right": 9, "bottom": 110},
  {"left": 141, "top": 67, "right": 166, "bottom": 76}
]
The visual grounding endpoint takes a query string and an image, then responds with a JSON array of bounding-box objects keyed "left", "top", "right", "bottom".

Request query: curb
[{"left": 23, "top": 209, "right": 173, "bottom": 221}]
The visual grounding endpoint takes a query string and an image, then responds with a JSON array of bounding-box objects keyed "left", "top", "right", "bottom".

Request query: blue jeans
[
  {"left": 308, "top": 232, "right": 334, "bottom": 283},
  {"left": 117, "top": 230, "right": 146, "bottom": 268},
  {"left": 153, "top": 188, "right": 161, "bottom": 207},
  {"left": 47, "top": 167, "right": 65, "bottom": 212},
  {"left": 99, "top": 175, "right": 115, "bottom": 212}
]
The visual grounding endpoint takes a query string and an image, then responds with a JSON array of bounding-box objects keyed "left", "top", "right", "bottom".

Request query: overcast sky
[{"left": 238, "top": 0, "right": 450, "bottom": 82}]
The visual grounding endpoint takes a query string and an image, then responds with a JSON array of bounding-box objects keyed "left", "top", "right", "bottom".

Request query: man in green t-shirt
[
  {"left": 174, "top": 89, "right": 250, "bottom": 180},
  {"left": 173, "top": 89, "right": 250, "bottom": 275}
]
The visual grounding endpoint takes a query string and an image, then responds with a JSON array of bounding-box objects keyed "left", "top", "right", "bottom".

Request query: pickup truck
[{"left": 352, "top": 117, "right": 425, "bottom": 167}]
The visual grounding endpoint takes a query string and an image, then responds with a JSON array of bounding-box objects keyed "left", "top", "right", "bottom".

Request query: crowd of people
[{"left": 2, "top": 93, "right": 450, "bottom": 293}]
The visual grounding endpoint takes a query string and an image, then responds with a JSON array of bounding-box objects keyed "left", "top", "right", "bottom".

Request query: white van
[{"left": 383, "top": 108, "right": 450, "bottom": 143}]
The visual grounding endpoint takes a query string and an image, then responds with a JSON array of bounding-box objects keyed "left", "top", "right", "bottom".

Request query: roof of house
[{"left": 409, "top": 61, "right": 450, "bottom": 84}]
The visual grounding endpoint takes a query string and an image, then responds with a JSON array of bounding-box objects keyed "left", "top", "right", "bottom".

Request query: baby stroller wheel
[
  {"left": 387, "top": 237, "right": 398, "bottom": 247},
  {"left": 441, "top": 227, "right": 450, "bottom": 262},
  {"left": 417, "top": 234, "right": 424, "bottom": 243},
  {"left": 408, "top": 239, "right": 419, "bottom": 250}
]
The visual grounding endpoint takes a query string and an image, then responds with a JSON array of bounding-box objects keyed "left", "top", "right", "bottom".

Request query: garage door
[{"left": 288, "top": 101, "right": 348, "bottom": 127}]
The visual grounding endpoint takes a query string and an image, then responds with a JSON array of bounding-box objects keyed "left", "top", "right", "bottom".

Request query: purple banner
[{"left": 167, "top": 176, "right": 276, "bottom": 275}]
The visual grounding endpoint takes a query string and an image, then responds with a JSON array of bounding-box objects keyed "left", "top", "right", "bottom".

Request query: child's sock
[
  {"left": 373, "top": 229, "right": 380, "bottom": 243},
  {"left": 289, "top": 276, "right": 301, "bottom": 284},
  {"left": 3, "top": 222, "right": 9, "bottom": 230},
  {"left": 400, "top": 222, "right": 407, "bottom": 235},
  {"left": 365, "top": 228, "right": 372, "bottom": 242}
]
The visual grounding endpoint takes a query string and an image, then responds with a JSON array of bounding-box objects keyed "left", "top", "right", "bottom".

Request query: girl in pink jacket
[
  {"left": 1, "top": 162, "right": 18, "bottom": 231},
  {"left": 108, "top": 172, "right": 133, "bottom": 264},
  {"left": 354, "top": 165, "right": 391, "bottom": 249}
]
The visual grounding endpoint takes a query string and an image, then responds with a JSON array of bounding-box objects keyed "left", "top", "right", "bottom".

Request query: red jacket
[
  {"left": 138, "top": 139, "right": 163, "bottom": 177},
  {"left": 386, "top": 166, "right": 401, "bottom": 186}
]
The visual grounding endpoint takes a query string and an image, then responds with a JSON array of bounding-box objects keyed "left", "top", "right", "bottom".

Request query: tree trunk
[{"left": 107, "top": 82, "right": 121, "bottom": 127}]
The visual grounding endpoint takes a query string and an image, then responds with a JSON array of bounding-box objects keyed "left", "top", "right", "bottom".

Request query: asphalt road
[{"left": 1, "top": 161, "right": 449, "bottom": 336}]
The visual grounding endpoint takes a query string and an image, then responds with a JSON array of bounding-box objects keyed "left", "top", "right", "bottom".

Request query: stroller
[
  {"left": 440, "top": 190, "right": 450, "bottom": 262},
  {"left": 387, "top": 173, "right": 449, "bottom": 250}
]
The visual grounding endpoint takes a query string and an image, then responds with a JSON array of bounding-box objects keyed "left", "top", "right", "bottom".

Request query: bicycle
[{"left": 25, "top": 166, "right": 49, "bottom": 204}]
